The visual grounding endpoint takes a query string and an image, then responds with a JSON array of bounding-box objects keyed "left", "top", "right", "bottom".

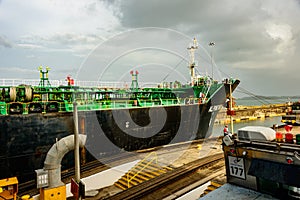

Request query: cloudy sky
[{"left": 0, "top": 0, "right": 300, "bottom": 97}]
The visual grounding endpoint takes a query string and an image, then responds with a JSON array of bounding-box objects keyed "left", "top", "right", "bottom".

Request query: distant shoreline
[
  {"left": 237, "top": 96, "right": 300, "bottom": 100},
  {"left": 235, "top": 97, "right": 299, "bottom": 106}
]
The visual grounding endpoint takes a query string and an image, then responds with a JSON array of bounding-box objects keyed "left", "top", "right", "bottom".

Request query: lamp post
[
  {"left": 209, "top": 42, "right": 215, "bottom": 80},
  {"left": 73, "top": 91, "right": 82, "bottom": 200}
]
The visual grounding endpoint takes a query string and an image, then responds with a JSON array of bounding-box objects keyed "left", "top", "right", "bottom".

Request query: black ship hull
[{"left": 0, "top": 81, "right": 238, "bottom": 183}]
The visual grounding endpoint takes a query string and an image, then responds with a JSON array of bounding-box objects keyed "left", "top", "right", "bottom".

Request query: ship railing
[
  {"left": 181, "top": 98, "right": 206, "bottom": 105},
  {"left": 62, "top": 97, "right": 206, "bottom": 112},
  {"left": 0, "top": 79, "right": 42, "bottom": 86},
  {"left": 75, "top": 81, "right": 128, "bottom": 88},
  {"left": 0, "top": 79, "right": 160, "bottom": 89},
  {"left": 0, "top": 79, "right": 63, "bottom": 87},
  {"left": 73, "top": 81, "right": 160, "bottom": 88}
]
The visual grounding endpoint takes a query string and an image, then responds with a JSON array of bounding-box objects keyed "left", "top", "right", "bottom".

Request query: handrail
[
  {"left": 127, "top": 152, "right": 158, "bottom": 188},
  {"left": 0, "top": 79, "right": 159, "bottom": 88}
]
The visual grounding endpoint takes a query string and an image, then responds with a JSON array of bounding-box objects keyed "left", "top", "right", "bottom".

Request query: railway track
[
  {"left": 18, "top": 151, "right": 137, "bottom": 197},
  {"left": 18, "top": 137, "right": 222, "bottom": 198},
  {"left": 101, "top": 153, "right": 224, "bottom": 200}
]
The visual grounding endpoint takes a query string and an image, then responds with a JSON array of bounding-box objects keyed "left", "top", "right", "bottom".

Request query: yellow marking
[
  {"left": 127, "top": 152, "right": 158, "bottom": 188},
  {"left": 197, "top": 144, "right": 202, "bottom": 150}
]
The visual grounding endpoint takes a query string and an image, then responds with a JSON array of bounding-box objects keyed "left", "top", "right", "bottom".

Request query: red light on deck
[
  {"left": 286, "top": 157, "right": 294, "bottom": 164},
  {"left": 285, "top": 133, "right": 294, "bottom": 144},
  {"left": 285, "top": 125, "right": 293, "bottom": 132},
  {"left": 276, "top": 132, "right": 283, "bottom": 143}
]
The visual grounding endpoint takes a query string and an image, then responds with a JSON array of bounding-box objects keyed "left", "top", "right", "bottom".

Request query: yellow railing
[{"left": 127, "top": 152, "right": 158, "bottom": 188}]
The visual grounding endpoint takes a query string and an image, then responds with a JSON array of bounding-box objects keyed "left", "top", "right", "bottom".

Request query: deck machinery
[{"left": 223, "top": 126, "right": 300, "bottom": 199}]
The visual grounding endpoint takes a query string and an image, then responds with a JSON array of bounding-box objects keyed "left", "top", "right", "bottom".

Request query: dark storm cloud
[
  {"left": 107, "top": 0, "right": 300, "bottom": 96},
  {"left": 114, "top": 0, "right": 289, "bottom": 66},
  {"left": 116, "top": 0, "right": 256, "bottom": 28}
]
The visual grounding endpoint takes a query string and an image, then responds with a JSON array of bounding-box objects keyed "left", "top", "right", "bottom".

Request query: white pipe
[{"left": 43, "top": 134, "right": 87, "bottom": 188}]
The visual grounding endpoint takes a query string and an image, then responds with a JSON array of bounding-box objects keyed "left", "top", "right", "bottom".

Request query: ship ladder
[
  {"left": 200, "top": 180, "right": 224, "bottom": 198},
  {"left": 113, "top": 152, "right": 173, "bottom": 190}
]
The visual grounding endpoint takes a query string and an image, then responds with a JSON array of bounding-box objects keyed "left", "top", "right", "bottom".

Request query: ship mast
[
  {"left": 130, "top": 70, "right": 139, "bottom": 91},
  {"left": 187, "top": 38, "right": 198, "bottom": 86},
  {"left": 38, "top": 66, "right": 51, "bottom": 89}
]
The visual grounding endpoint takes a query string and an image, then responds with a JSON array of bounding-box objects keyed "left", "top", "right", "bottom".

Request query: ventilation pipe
[{"left": 43, "top": 134, "right": 87, "bottom": 188}]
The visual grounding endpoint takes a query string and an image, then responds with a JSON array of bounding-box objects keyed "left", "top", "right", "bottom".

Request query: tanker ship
[{"left": 0, "top": 38, "right": 239, "bottom": 183}]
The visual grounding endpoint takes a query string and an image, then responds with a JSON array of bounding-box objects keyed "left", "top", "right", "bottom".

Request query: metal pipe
[
  {"left": 43, "top": 134, "right": 87, "bottom": 188},
  {"left": 80, "top": 117, "right": 86, "bottom": 165},
  {"left": 230, "top": 83, "right": 234, "bottom": 134},
  {"left": 73, "top": 101, "right": 80, "bottom": 183}
]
